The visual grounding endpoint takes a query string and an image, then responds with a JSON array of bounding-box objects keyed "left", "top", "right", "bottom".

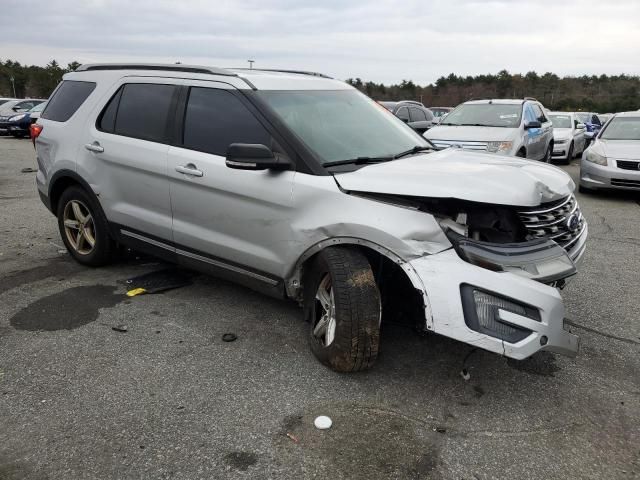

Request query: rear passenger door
[
  {"left": 78, "top": 78, "right": 179, "bottom": 245},
  {"left": 167, "top": 83, "right": 295, "bottom": 281}
]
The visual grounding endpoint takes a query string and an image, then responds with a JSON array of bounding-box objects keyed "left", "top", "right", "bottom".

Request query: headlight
[
  {"left": 8, "top": 114, "right": 26, "bottom": 122},
  {"left": 486, "top": 141, "right": 513, "bottom": 154},
  {"left": 554, "top": 138, "right": 567, "bottom": 144},
  {"left": 585, "top": 150, "right": 607, "bottom": 165}
]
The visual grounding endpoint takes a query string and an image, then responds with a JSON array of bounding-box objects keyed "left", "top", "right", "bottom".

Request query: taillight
[{"left": 30, "top": 123, "right": 43, "bottom": 148}]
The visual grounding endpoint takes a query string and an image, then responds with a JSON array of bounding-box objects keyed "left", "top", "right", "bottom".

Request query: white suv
[
  {"left": 34, "top": 64, "right": 586, "bottom": 372},
  {"left": 425, "top": 99, "right": 554, "bottom": 161}
]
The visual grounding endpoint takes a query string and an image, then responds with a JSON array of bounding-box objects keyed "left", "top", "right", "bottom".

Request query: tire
[
  {"left": 516, "top": 149, "right": 526, "bottom": 158},
  {"left": 303, "top": 246, "right": 381, "bottom": 372},
  {"left": 578, "top": 184, "right": 594, "bottom": 194},
  {"left": 543, "top": 143, "right": 552, "bottom": 163},
  {"left": 561, "top": 142, "right": 573, "bottom": 165},
  {"left": 56, "top": 186, "right": 115, "bottom": 267}
]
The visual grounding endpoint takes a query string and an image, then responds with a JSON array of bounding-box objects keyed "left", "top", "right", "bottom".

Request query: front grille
[
  {"left": 517, "top": 195, "right": 585, "bottom": 252},
  {"left": 616, "top": 160, "right": 640, "bottom": 171},
  {"left": 431, "top": 140, "right": 488, "bottom": 151},
  {"left": 611, "top": 178, "right": 640, "bottom": 188}
]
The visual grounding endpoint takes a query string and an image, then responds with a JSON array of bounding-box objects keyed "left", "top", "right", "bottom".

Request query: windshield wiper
[
  {"left": 323, "top": 156, "right": 393, "bottom": 168},
  {"left": 392, "top": 145, "right": 434, "bottom": 159}
]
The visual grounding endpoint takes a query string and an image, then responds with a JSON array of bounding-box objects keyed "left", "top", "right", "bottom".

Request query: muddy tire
[
  {"left": 303, "top": 247, "right": 381, "bottom": 372},
  {"left": 56, "top": 186, "right": 115, "bottom": 267}
]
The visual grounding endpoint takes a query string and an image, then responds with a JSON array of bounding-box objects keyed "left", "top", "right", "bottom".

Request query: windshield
[
  {"left": 431, "top": 108, "right": 450, "bottom": 118},
  {"left": 440, "top": 103, "right": 522, "bottom": 127},
  {"left": 600, "top": 117, "right": 640, "bottom": 140},
  {"left": 257, "top": 90, "right": 429, "bottom": 165},
  {"left": 549, "top": 114, "right": 572, "bottom": 129},
  {"left": 29, "top": 102, "right": 47, "bottom": 113}
]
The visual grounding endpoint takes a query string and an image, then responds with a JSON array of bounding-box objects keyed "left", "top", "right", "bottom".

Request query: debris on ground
[
  {"left": 20, "top": 167, "right": 37, "bottom": 173},
  {"left": 124, "top": 268, "right": 193, "bottom": 296},
  {"left": 434, "top": 426, "right": 447, "bottom": 433},
  {"left": 460, "top": 369, "right": 471, "bottom": 381},
  {"left": 286, "top": 433, "right": 299, "bottom": 443},
  {"left": 222, "top": 333, "right": 237, "bottom": 342},
  {"left": 112, "top": 325, "right": 128, "bottom": 333},
  {"left": 314, "top": 416, "right": 332, "bottom": 430}
]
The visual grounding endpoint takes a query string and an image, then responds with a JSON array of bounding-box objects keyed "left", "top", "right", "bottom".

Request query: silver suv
[
  {"left": 425, "top": 99, "right": 554, "bottom": 161},
  {"left": 35, "top": 64, "right": 587, "bottom": 372}
]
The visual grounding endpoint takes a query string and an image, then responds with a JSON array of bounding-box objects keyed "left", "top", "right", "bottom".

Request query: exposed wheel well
[
  {"left": 49, "top": 175, "right": 93, "bottom": 215},
  {"left": 299, "top": 245, "right": 425, "bottom": 329}
]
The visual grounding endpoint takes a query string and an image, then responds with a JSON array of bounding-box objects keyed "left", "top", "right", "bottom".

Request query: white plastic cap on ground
[{"left": 314, "top": 416, "right": 332, "bottom": 430}]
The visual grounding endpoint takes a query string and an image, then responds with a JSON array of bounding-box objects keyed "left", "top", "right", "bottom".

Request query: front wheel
[
  {"left": 543, "top": 143, "right": 552, "bottom": 163},
  {"left": 303, "top": 247, "right": 381, "bottom": 372},
  {"left": 561, "top": 142, "right": 574, "bottom": 165}
]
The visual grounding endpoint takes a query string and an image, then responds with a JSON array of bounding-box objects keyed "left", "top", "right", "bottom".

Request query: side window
[
  {"left": 532, "top": 104, "right": 547, "bottom": 123},
  {"left": 524, "top": 105, "right": 537, "bottom": 124},
  {"left": 396, "top": 107, "right": 409, "bottom": 121},
  {"left": 182, "top": 87, "right": 271, "bottom": 156},
  {"left": 42, "top": 80, "right": 96, "bottom": 122},
  {"left": 99, "top": 83, "right": 176, "bottom": 143},
  {"left": 423, "top": 108, "right": 434, "bottom": 121},
  {"left": 592, "top": 114, "right": 601, "bottom": 125},
  {"left": 409, "top": 108, "right": 427, "bottom": 122}
]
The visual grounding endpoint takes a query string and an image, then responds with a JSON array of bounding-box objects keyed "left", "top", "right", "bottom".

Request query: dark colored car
[
  {"left": 378, "top": 100, "right": 434, "bottom": 133},
  {"left": 0, "top": 102, "right": 47, "bottom": 137}
]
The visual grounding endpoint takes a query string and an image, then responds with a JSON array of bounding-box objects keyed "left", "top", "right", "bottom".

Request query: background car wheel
[
  {"left": 516, "top": 149, "right": 526, "bottom": 158},
  {"left": 543, "top": 144, "right": 552, "bottom": 163},
  {"left": 562, "top": 142, "right": 574, "bottom": 165},
  {"left": 56, "top": 186, "right": 114, "bottom": 267},
  {"left": 578, "top": 185, "right": 594, "bottom": 194},
  {"left": 304, "top": 246, "right": 381, "bottom": 372}
]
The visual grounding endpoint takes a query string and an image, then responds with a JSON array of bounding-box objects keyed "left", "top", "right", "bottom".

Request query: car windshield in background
[
  {"left": 431, "top": 109, "right": 449, "bottom": 118},
  {"left": 600, "top": 117, "right": 640, "bottom": 140},
  {"left": 550, "top": 115, "right": 572, "bottom": 128},
  {"left": 258, "top": 90, "right": 429, "bottom": 165},
  {"left": 29, "top": 102, "right": 47, "bottom": 113},
  {"left": 440, "top": 103, "right": 522, "bottom": 127},
  {"left": 575, "top": 113, "right": 589, "bottom": 123}
]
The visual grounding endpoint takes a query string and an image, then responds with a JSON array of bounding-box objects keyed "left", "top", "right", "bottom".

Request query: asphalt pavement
[{"left": 0, "top": 136, "right": 638, "bottom": 479}]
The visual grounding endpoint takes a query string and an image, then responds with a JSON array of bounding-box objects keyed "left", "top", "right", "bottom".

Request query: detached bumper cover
[{"left": 405, "top": 249, "right": 579, "bottom": 360}]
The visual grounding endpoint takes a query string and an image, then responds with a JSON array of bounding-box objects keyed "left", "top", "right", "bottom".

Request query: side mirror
[
  {"left": 225, "top": 143, "right": 292, "bottom": 171},
  {"left": 12, "top": 106, "right": 24, "bottom": 112},
  {"left": 576, "top": 123, "right": 586, "bottom": 130},
  {"left": 524, "top": 120, "right": 542, "bottom": 129}
]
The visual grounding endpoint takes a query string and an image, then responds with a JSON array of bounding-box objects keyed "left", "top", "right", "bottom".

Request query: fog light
[{"left": 461, "top": 285, "right": 540, "bottom": 343}]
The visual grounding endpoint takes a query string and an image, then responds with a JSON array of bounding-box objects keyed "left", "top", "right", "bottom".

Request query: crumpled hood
[
  {"left": 553, "top": 128, "right": 573, "bottom": 141},
  {"left": 424, "top": 125, "right": 517, "bottom": 142},
  {"left": 334, "top": 148, "right": 574, "bottom": 207},
  {"left": 599, "top": 139, "right": 640, "bottom": 159}
]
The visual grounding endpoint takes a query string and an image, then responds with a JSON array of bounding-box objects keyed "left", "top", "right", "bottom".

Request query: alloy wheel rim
[
  {"left": 63, "top": 200, "right": 96, "bottom": 255},
  {"left": 313, "top": 274, "right": 336, "bottom": 347}
]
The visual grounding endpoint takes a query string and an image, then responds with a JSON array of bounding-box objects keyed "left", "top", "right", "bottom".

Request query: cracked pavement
[{"left": 0, "top": 136, "right": 639, "bottom": 479}]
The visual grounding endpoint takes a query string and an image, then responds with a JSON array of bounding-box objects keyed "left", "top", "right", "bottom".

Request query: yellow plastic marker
[{"left": 126, "top": 288, "right": 147, "bottom": 297}]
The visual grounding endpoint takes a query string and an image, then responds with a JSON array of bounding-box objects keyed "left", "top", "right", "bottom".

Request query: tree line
[
  {"left": 348, "top": 70, "right": 640, "bottom": 113},
  {"left": 2, "top": 60, "right": 639, "bottom": 113}
]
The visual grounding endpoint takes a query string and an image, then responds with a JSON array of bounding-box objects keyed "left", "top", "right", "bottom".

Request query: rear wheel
[
  {"left": 303, "top": 247, "right": 381, "bottom": 372},
  {"left": 56, "top": 186, "right": 115, "bottom": 266}
]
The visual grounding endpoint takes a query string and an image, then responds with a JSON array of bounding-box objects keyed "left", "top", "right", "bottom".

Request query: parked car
[
  {"left": 0, "top": 98, "right": 45, "bottom": 117},
  {"left": 548, "top": 111, "right": 587, "bottom": 164},
  {"left": 379, "top": 100, "right": 434, "bottom": 133},
  {"left": 0, "top": 101, "right": 47, "bottom": 138},
  {"left": 0, "top": 97, "right": 18, "bottom": 107},
  {"left": 430, "top": 107, "right": 453, "bottom": 124},
  {"left": 35, "top": 64, "right": 585, "bottom": 372},
  {"left": 580, "top": 111, "right": 640, "bottom": 192},
  {"left": 424, "top": 99, "right": 555, "bottom": 162},
  {"left": 574, "top": 112, "right": 602, "bottom": 146}
]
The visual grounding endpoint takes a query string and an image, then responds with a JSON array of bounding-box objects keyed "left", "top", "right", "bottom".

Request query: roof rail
[
  {"left": 75, "top": 63, "right": 237, "bottom": 77},
  {"left": 523, "top": 97, "right": 538, "bottom": 102},
  {"left": 233, "top": 68, "right": 332, "bottom": 79}
]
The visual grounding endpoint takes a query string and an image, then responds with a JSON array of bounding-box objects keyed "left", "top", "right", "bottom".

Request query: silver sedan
[{"left": 580, "top": 111, "right": 640, "bottom": 192}]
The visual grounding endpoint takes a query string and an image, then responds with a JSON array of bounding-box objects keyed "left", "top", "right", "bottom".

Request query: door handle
[
  {"left": 84, "top": 142, "right": 104, "bottom": 153},
  {"left": 175, "top": 163, "right": 203, "bottom": 177}
]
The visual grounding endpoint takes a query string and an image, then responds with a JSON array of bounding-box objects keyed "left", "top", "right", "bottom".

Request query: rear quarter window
[{"left": 41, "top": 80, "right": 96, "bottom": 122}]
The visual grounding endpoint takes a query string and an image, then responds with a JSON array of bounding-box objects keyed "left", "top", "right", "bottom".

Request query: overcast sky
[{"left": 1, "top": 0, "right": 639, "bottom": 84}]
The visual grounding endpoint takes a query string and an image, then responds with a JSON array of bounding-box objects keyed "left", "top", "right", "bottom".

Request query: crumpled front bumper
[{"left": 404, "top": 249, "right": 579, "bottom": 360}]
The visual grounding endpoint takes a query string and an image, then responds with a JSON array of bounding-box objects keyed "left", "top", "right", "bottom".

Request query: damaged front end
[{"left": 350, "top": 191, "right": 587, "bottom": 359}]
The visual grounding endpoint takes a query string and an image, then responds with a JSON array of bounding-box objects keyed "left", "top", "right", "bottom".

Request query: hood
[
  {"left": 553, "top": 128, "right": 572, "bottom": 141},
  {"left": 598, "top": 139, "right": 640, "bottom": 159},
  {"left": 334, "top": 148, "right": 574, "bottom": 207},
  {"left": 424, "top": 125, "right": 517, "bottom": 142}
]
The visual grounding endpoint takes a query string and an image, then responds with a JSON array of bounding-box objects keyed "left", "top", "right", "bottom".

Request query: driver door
[{"left": 167, "top": 83, "right": 295, "bottom": 283}]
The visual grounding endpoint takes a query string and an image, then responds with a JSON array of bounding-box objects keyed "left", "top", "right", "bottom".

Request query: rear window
[
  {"left": 98, "top": 83, "right": 176, "bottom": 144},
  {"left": 41, "top": 80, "right": 96, "bottom": 122}
]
